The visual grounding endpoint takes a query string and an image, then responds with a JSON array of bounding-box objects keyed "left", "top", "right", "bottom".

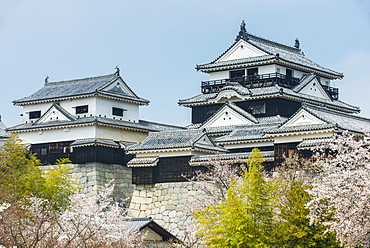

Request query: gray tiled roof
[
  {"left": 215, "top": 124, "right": 278, "bottom": 143},
  {"left": 126, "top": 157, "right": 159, "bottom": 167},
  {"left": 7, "top": 116, "right": 184, "bottom": 133},
  {"left": 265, "top": 104, "right": 370, "bottom": 135},
  {"left": 297, "top": 137, "right": 333, "bottom": 149},
  {"left": 266, "top": 123, "right": 335, "bottom": 134},
  {"left": 126, "top": 217, "right": 178, "bottom": 241},
  {"left": 197, "top": 33, "right": 342, "bottom": 78},
  {"left": 13, "top": 73, "right": 149, "bottom": 105},
  {"left": 189, "top": 150, "right": 274, "bottom": 165},
  {"left": 257, "top": 115, "right": 288, "bottom": 125},
  {"left": 127, "top": 130, "right": 227, "bottom": 152},
  {"left": 70, "top": 138, "right": 119, "bottom": 148},
  {"left": 303, "top": 104, "right": 370, "bottom": 133},
  {"left": 178, "top": 84, "right": 359, "bottom": 113},
  {"left": 201, "top": 116, "right": 286, "bottom": 136}
]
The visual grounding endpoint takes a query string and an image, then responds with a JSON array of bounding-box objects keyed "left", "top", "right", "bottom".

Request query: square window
[
  {"left": 112, "top": 107, "right": 125, "bottom": 117},
  {"left": 75, "top": 105, "right": 88, "bottom": 114},
  {"left": 29, "top": 111, "right": 41, "bottom": 119}
]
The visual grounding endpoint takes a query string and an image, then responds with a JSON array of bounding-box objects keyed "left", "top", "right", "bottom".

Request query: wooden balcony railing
[
  {"left": 322, "top": 85, "right": 339, "bottom": 100},
  {"left": 201, "top": 73, "right": 300, "bottom": 94}
]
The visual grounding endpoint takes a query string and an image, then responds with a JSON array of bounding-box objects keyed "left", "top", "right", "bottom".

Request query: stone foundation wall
[
  {"left": 128, "top": 182, "right": 196, "bottom": 237},
  {"left": 70, "top": 162, "right": 134, "bottom": 200}
]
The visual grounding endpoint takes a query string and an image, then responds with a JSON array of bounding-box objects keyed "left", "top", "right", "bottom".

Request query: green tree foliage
[
  {"left": 0, "top": 133, "right": 76, "bottom": 210},
  {"left": 194, "top": 150, "right": 339, "bottom": 248},
  {"left": 194, "top": 148, "right": 276, "bottom": 247}
]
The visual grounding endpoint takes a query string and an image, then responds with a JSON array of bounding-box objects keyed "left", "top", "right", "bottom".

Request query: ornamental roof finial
[
  {"left": 235, "top": 20, "right": 249, "bottom": 41},
  {"left": 115, "top": 66, "right": 120, "bottom": 76},
  {"left": 294, "top": 38, "right": 300, "bottom": 49}
]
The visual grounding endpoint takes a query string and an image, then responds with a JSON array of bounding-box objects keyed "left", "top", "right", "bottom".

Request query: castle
[{"left": 6, "top": 21, "right": 370, "bottom": 237}]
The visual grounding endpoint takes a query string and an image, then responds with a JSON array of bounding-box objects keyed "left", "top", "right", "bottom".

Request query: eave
[
  {"left": 13, "top": 92, "right": 149, "bottom": 106},
  {"left": 7, "top": 119, "right": 156, "bottom": 134},
  {"left": 179, "top": 90, "right": 359, "bottom": 114},
  {"left": 197, "top": 57, "right": 343, "bottom": 80},
  {"left": 127, "top": 146, "right": 223, "bottom": 155},
  {"left": 265, "top": 128, "right": 335, "bottom": 138},
  {"left": 216, "top": 137, "right": 274, "bottom": 146}
]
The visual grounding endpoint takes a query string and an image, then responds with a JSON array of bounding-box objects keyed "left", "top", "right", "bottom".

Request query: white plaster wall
[
  {"left": 273, "top": 132, "right": 334, "bottom": 144},
  {"left": 95, "top": 98, "right": 139, "bottom": 122},
  {"left": 293, "top": 70, "right": 305, "bottom": 79},
  {"left": 258, "top": 65, "right": 275, "bottom": 74},
  {"left": 209, "top": 71, "right": 229, "bottom": 81},
  {"left": 95, "top": 126, "right": 148, "bottom": 143},
  {"left": 18, "top": 125, "right": 96, "bottom": 144},
  {"left": 23, "top": 102, "right": 55, "bottom": 123},
  {"left": 62, "top": 98, "right": 97, "bottom": 118},
  {"left": 222, "top": 141, "right": 274, "bottom": 150},
  {"left": 22, "top": 98, "right": 97, "bottom": 123}
]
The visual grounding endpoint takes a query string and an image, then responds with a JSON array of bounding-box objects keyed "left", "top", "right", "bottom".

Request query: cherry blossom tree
[
  {"left": 307, "top": 131, "right": 370, "bottom": 247},
  {"left": 0, "top": 182, "right": 144, "bottom": 248}
]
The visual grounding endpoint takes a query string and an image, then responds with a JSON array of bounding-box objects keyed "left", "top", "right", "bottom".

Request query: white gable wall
[
  {"left": 298, "top": 78, "right": 330, "bottom": 100},
  {"left": 283, "top": 109, "right": 326, "bottom": 127},
  {"left": 202, "top": 105, "right": 254, "bottom": 128},
  {"left": 217, "top": 40, "right": 267, "bottom": 62}
]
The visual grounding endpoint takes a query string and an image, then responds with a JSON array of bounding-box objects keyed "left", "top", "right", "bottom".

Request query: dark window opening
[
  {"left": 247, "top": 102, "right": 266, "bottom": 115},
  {"left": 75, "top": 105, "right": 88, "bottom": 114},
  {"left": 286, "top": 69, "right": 293, "bottom": 78},
  {"left": 112, "top": 107, "right": 125, "bottom": 117},
  {"left": 247, "top": 68, "right": 258, "bottom": 76},
  {"left": 230, "top": 70, "right": 245, "bottom": 78},
  {"left": 29, "top": 111, "right": 41, "bottom": 119}
]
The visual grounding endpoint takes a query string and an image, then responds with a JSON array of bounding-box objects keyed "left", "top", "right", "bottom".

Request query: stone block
[
  {"left": 128, "top": 209, "right": 140, "bottom": 217},
  {"left": 169, "top": 222, "right": 177, "bottom": 231},
  {"left": 169, "top": 211, "right": 177, "bottom": 218},
  {"left": 166, "top": 205, "right": 176, "bottom": 210},
  {"left": 140, "top": 204, "right": 148, "bottom": 211},
  {"left": 152, "top": 208, "right": 159, "bottom": 215},
  {"left": 173, "top": 187, "right": 180, "bottom": 193},
  {"left": 154, "top": 214, "right": 163, "bottom": 220},
  {"left": 163, "top": 215, "right": 169, "bottom": 223},
  {"left": 145, "top": 210, "right": 152, "bottom": 216}
]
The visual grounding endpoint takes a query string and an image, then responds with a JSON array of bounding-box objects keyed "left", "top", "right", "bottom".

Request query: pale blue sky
[{"left": 1, "top": 0, "right": 370, "bottom": 127}]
